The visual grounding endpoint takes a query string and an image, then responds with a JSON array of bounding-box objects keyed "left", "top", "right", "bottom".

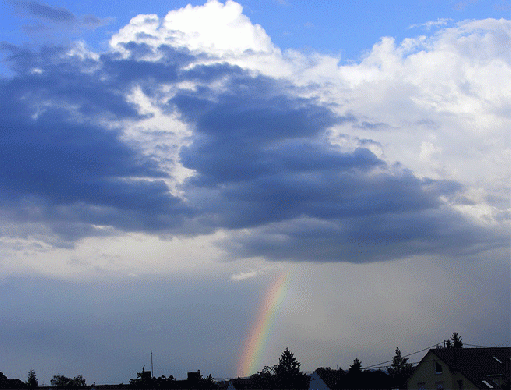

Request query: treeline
[
  {"left": 311, "top": 333, "right": 463, "bottom": 390},
  {"left": 313, "top": 351, "right": 410, "bottom": 390},
  {"left": 234, "top": 347, "right": 412, "bottom": 390},
  {"left": 0, "top": 371, "right": 86, "bottom": 389},
  {"left": 234, "top": 333, "right": 464, "bottom": 390},
  {"left": 1, "top": 333, "right": 465, "bottom": 390}
]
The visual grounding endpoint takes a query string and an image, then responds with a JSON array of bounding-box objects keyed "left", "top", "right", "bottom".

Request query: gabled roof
[
  {"left": 431, "top": 347, "right": 510, "bottom": 389},
  {"left": 309, "top": 371, "right": 331, "bottom": 390}
]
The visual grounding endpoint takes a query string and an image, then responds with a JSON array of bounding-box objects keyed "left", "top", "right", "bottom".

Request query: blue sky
[
  {"left": 2, "top": 0, "right": 509, "bottom": 60},
  {"left": 0, "top": 0, "right": 510, "bottom": 385}
]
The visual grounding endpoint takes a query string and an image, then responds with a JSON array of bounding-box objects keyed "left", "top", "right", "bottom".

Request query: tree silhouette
[
  {"left": 246, "top": 348, "right": 308, "bottom": 389},
  {"left": 50, "top": 375, "right": 86, "bottom": 387},
  {"left": 451, "top": 332, "right": 463, "bottom": 348},
  {"left": 248, "top": 365, "right": 276, "bottom": 389},
  {"left": 348, "top": 358, "right": 362, "bottom": 375},
  {"left": 275, "top": 347, "right": 301, "bottom": 377},
  {"left": 276, "top": 348, "right": 309, "bottom": 389},
  {"left": 444, "top": 332, "right": 463, "bottom": 349},
  {"left": 27, "top": 370, "right": 38, "bottom": 388},
  {"left": 388, "top": 348, "right": 413, "bottom": 388}
]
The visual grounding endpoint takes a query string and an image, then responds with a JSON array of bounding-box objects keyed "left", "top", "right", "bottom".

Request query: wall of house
[{"left": 406, "top": 352, "right": 478, "bottom": 390}]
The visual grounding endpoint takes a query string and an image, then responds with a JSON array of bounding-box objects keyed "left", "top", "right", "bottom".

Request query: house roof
[{"left": 431, "top": 347, "right": 510, "bottom": 389}]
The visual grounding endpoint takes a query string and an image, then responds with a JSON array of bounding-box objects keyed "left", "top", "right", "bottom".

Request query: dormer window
[{"left": 435, "top": 362, "right": 443, "bottom": 374}]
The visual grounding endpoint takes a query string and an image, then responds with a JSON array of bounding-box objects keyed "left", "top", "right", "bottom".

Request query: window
[
  {"left": 417, "top": 382, "right": 426, "bottom": 390},
  {"left": 435, "top": 381, "right": 444, "bottom": 390},
  {"left": 435, "top": 362, "right": 443, "bottom": 374}
]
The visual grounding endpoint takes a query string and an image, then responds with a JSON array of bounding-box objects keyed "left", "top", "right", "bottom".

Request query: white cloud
[
  {"left": 231, "top": 270, "right": 259, "bottom": 281},
  {"left": 409, "top": 18, "right": 453, "bottom": 30},
  {"left": 106, "top": 2, "right": 510, "bottom": 205},
  {"left": 115, "top": 5, "right": 509, "bottom": 215},
  {"left": 110, "top": 0, "right": 276, "bottom": 57}
]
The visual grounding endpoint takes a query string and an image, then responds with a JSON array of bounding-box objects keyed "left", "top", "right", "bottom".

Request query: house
[{"left": 407, "top": 347, "right": 510, "bottom": 390}]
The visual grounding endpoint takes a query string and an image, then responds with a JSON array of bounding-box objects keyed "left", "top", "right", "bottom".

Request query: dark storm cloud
[
  {"left": 221, "top": 207, "right": 505, "bottom": 262},
  {"left": 0, "top": 40, "right": 506, "bottom": 260},
  {"left": 0, "top": 46, "right": 190, "bottom": 239},
  {"left": 171, "top": 73, "right": 507, "bottom": 260}
]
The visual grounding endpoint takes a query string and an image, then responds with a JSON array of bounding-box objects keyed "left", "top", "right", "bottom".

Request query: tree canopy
[
  {"left": 387, "top": 348, "right": 413, "bottom": 388},
  {"left": 26, "top": 370, "right": 38, "bottom": 388},
  {"left": 50, "top": 375, "right": 86, "bottom": 387}
]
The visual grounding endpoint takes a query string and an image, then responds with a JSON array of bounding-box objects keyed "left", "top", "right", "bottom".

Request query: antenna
[{"left": 151, "top": 351, "right": 154, "bottom": 378}]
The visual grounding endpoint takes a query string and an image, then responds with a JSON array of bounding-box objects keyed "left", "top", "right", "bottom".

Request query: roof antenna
[{"left": 151, "top": 351, "right": 154, "bottom": 378}]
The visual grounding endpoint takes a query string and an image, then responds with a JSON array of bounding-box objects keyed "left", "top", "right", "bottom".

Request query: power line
[
  {"left": 362, "top": 343, "right": 439, "bottom": 370},
  {"left": 464, "top": 343, "right": 493, "bottom": 348},
  {"left": 360, "top": 340, "right": 508, "bottom": 371}
]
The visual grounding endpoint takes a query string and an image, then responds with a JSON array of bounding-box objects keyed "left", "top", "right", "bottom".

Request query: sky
[{"left": 0, "top": 0, "right": 510, "bottom": 384}]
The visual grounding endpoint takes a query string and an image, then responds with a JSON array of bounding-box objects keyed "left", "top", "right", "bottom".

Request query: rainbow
[{"left": 237, "top": 271, "right": 290, "bottom": 378}]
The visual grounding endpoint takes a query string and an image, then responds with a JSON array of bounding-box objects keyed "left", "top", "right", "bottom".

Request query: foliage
[
  {"left": 274, "top": 348, "right": 309, "bottom": 389},
  {"left": 247, "top": 366, "right": 275, "bottom": 389},
  {"left": 50, "top": 375, "right": 86, "bottom": 387},
  {"left": 444, "top": 332, "right": 463, "bottom": 349},
  {"left": 154, "top": 374, "right": 176, "bottom": 388},
  {"left": 244, "top": 348, "right": 308, "bottom": 389},
  {"left": 27, "top": 370, "right": 38, "bottom": 388},
  {"left": 451, "top": 332, "right": 463, "bottom": 348},
  {"left": 387, "top": 348, "right": 414, "bottom": 388},
  {"left": 275, "top": 347, "right": 301, "bottom": 377},
  {"left": 348, "top": 358, "right": 362, "bottom": 375}
]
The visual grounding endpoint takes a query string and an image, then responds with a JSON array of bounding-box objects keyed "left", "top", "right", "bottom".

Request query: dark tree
[
  {"left": 241, "top": 348, "right": 308, "bottom": 389},
  {"left": 348, "top": 358, "right": 362, "bottom": 375},
  {"left": 71, "top": 376, "right": 86, "bottom": 387},
  {"left": 275, "top": 348, "right": 301, "bottom": 377},
  {"left": 248, "top": 365, "right": 276, "bottom": 389},
  {"left": 51, "top": 375, "right": 70, "bottom": 387},
  {"left": 343, "top": 359, "right": 364, "bottom": 389},
  {"left": 444, "top": 332, "right": 463, "bottom": 349},
  {"left": 27, "top": 370, "right": 38, "bottom": 388},
  {"left": 451, "top": 332, "right": 463, "bottom": 348},
  {"left": 50, "top": 375, "right": 86, "bottom": 387},
  {"left": 388, "top": 348, "right": 413, "bottom": 388},
  {"left": 274, "top": 348, "right": 308, "bottom": 389},
  {"left": 154, "top": 374, "right": 175, "bottom": 388}
]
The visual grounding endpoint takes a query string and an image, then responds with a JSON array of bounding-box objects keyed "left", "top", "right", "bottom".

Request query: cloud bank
[{"left": 0, "top": 0, "right": 509, "bottom": 265}]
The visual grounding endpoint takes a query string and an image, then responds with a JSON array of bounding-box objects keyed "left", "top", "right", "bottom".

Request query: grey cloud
[
  {"left": 12, "top": 0, "right": 76, "bottom": 22},
  {"left": 0, "top": 46, "right": 192, "bottom": 242},
  {"left": 221, "top": 207, "right": 506, "bottom": 263},
  {"left": 81, "top": 14, "right": 107, "bottom": 28},
  {"left": 0, "top": 40, "right": 507, "bottom": 261},
  {"left": 355, "top": 121, "right": 391, "bottom": 130},
  {"left": 172, "top": 74, "right": 503, "bottom": 261},
  {"left": 7, "top": 0, "right": 111, "bottom": 37}
]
